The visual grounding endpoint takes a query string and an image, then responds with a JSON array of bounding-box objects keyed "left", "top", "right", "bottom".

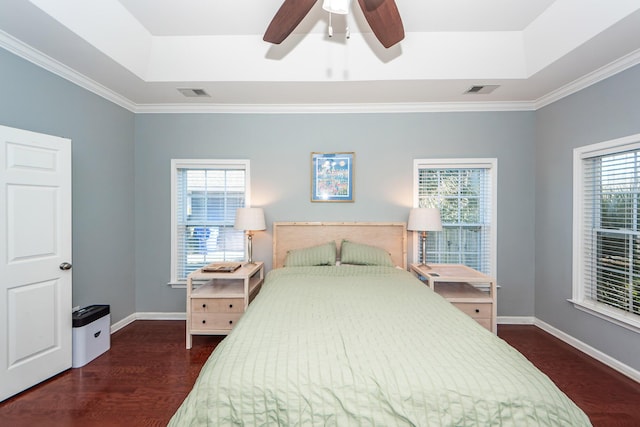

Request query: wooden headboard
[{"left": 273, "top": 222, "right": 407, "bottom": 269}]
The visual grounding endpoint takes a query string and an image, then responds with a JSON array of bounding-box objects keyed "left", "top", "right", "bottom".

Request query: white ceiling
[{"left": 1, "top": 0, "right": 640, "bottom": 113}]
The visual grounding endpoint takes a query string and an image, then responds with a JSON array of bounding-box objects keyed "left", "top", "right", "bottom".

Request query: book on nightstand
[{"left": 201, "top": 262, "right": 242, "bottom": 273}]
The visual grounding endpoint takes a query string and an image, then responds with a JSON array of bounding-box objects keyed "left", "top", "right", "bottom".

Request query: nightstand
[
  {"left": 186, "top": 262, "right": 264, "bottom": 349},
  {"left": 410, "top": 263, "right": 497, "bottom": 334}
]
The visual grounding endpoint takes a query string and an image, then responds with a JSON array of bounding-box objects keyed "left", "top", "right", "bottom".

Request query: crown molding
[
  {"left": 2, "top": 29, "right": 639, "bottom": 115},
  {"left": 133, "top": 101, "right": 537, "bottom": 114},
  {"left": 535, "top": 47, "right": 640, "bottom": 109},
  {"left": 0, "top": 30, "right": 137, "bottom": 112}
]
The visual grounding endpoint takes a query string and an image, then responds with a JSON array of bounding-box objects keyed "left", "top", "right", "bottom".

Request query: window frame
[
  {"left": 169, "top": 159, "right": 251, "bottom": 286},
  {"left": 413, "top": 158, "right": 497, "bottom": 277},
  {"left": 572, "top": 134, "right": 640, "bottom": 333}
]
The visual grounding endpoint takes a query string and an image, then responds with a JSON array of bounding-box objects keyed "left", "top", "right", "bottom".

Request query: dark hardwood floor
[
  {"left": 499, "top": 325, "right": 640, "bottom": 427},
  {"left": 1, "top": 321, "right": 638, "bottom": 426}
]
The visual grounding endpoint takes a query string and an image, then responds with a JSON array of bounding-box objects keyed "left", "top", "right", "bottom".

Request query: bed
[{"left": 170, "top": 222, "right": 591, "bottom": 426}]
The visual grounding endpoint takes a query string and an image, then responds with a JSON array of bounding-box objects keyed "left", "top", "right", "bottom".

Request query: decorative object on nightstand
[
  {"left": 407, "top": 207, "right": 442, "bottom": 268},
  {"left": 234, "top": 207, "right": 266, "bottom": 264}
]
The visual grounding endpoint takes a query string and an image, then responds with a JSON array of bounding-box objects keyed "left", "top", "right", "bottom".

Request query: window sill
[
  {"left": 168, "top": 281, "right": 186, "bottom": 289},
  {"left": 569, "top": 299, "right": 640, "bottom": 334}
]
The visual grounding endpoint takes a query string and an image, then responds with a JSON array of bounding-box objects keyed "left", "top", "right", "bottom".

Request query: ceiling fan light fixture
[
  {"left": 263, "top": 0, "right": 403, "bottom": 48},
  {"left": 322, "top": 0, "right": 351, "bottom": 15}
]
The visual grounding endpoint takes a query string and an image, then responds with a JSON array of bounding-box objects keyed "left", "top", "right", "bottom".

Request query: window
[
  {"left": 413, "top": 159, "right": 497, "bottom": 276},
  {"left": 170, "top": 159, "right": 250, "bottom": 284},
  {"left": 573, "top": 134, "right": 640, "bottom": 332}
]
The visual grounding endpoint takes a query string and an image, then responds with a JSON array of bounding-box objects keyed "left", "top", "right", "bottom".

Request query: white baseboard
[
  {"left": 110, "top": 312, "right": 185, "bottom": 334},
  {"left": 137, "top": 312, "right": 186, "bottom": 321},
  {"left": 110, "top": 313, "right": 136, "bottom": 333},
  {"left": 497, "top": 316, "right": 535, "bottom": 325},
  {"left": 534, "top": 318, "right": 640, "bottom": 383}
]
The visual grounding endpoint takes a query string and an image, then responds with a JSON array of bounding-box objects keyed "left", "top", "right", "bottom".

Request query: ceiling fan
[{"left": 264, "top": 0, "right": 404, "bottom": 49}]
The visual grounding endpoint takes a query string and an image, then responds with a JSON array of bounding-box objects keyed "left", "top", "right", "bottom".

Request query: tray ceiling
[{"left": 1, "top": 0, "right": 640, "bottom": 112}]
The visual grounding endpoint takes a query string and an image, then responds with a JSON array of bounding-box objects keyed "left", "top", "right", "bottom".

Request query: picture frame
[{"left": 311, "top": 152, "right": 355, "bottom": 202}]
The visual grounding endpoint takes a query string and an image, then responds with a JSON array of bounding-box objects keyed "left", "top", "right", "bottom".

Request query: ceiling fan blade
[
  {"left": 264, "top": 0, "right": 318, "bottom": 44},
  {"left": 362, "top": 0, "right": 386, "bottom": 10},
  {"left": 357, "top": 0, "right": 404, "bottom": 48}
]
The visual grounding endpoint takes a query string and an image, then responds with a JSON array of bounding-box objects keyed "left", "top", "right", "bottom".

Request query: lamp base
[
  {"left": 246, "top": 232, "right": 254, "bottom": 264},
  {"left": 419, "top": 231, "right": 431, "bottom": 269}
]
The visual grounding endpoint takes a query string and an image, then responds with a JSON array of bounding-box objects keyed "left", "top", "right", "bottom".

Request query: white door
[{"left": 0, "top": 125, "right": 72, "bottom": 401}]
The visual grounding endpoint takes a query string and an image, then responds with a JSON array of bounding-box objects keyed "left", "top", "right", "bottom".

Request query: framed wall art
[{"left": 311, "top": 152, "right": 354, "bottom": 202}]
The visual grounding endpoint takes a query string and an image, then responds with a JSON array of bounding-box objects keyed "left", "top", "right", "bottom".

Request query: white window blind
[
  {"left": 171, "top": 160, "right": 249, "bottom": 283},
  {"left": 574, "top": 136, "right": 640, "bottom": 330},
  {"left": 414, "top": 159, "right": 497, "bottom": 276}
]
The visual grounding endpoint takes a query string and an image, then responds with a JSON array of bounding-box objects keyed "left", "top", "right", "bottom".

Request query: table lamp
[
  {"left": 234, "top": 207, "right": 266, "bottom": 264},
  {"left": 407, "top": 207, "right": 442, "bottom": 268}
]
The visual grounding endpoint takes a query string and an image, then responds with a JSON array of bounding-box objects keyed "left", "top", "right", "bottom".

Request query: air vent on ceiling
[
  {"left": 464, "top": 85, "right": 500, "bottom": 95},
  {"left": 178, "top": 88, "right": 211, "bottom": 98}
]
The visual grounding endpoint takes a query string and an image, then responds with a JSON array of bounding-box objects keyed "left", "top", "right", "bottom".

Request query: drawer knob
[
  {"left": 202, "top": 320, "right": 206, "bottom": 324},
  {"left": 229, "top": 320, "right": 233, "bottom": 325},
  {"left": 229, "top": 304, "right": 233, "bottom": 309},
  {"left": 475, "top": 309, "right": 480, "bottom": 313},
  {"left": 202, "top": 303, "right": 207, "bottom": 308}
]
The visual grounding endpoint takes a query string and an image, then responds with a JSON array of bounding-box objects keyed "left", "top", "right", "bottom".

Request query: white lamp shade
[
  {"left": 407, "top": 208, "right": 442, "bottom": 232},
  {"left": 234, "top": 207, "right": 266, "bottom": 231},
  {"left": 322, "top": 0, "right": 350, "bottom": 14}
]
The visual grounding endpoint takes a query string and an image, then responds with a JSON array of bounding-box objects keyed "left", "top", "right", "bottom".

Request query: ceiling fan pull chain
[
  {"left": 346, "top": 25, "right": 350, "bottom": 39},
  {"left": 328, "top": 12, "right": 333, "bottom": 37}
]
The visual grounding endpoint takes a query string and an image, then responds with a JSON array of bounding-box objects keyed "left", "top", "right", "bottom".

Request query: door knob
[{"left": 59, "top": 262, "right": 72, "bottom": 270}]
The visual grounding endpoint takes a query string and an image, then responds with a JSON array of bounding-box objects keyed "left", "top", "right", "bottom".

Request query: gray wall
[
  {"left": 0, "top": 49, "right": 136, "bottom": 324},
  {"left": 134, "top": 112, "right": 536, "bottom": 316},
  {"left": 535, "top": 63, "right": 640, "bottom": 372}
]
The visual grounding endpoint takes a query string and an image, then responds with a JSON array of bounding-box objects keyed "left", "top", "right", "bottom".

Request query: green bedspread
[{"left": 170, "top": 266, "right": 591, "bottom": 426}]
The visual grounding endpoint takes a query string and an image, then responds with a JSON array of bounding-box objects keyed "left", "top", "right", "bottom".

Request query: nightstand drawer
[
  {"left": 192, "top": 298, "right": 243, "bottom": 313},
  {"left": 192, "top": 313, "right": 242, "bottom": 330},
  {"left": 452, "top": 302, "right": 491, "bottom": 319}
]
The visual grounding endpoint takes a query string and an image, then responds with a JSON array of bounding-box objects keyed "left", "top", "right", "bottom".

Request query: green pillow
[
  {"left": 284, "top": 241, "right": 337, "bottom": 267},
  {"left": 340, "top": 240, "right": 394, "bottom": 267}
]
